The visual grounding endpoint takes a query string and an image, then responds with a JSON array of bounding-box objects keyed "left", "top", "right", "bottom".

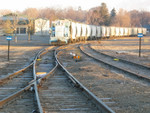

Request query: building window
[
  {"left": 20, "top": 28, "right": 26, "bottom": 34},
  {"left": 17, "top": 28, "right": 19, "bottom": 34}
]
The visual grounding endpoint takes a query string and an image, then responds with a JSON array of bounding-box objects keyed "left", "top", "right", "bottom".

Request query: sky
[{"left": 0, "top": 0, "right": 150, "bottom": 12}]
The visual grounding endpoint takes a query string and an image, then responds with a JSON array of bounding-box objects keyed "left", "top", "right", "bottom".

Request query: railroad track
[
  {"left": 57, "top": 43, "right": 150, "bottom": 113},
  {"left": 0, "top": 66, "right": 33, "bottom": 100},
  {"left": 80, "top": 44, "right": 150, "bottom": 84},
  {"left": 39, "top": 67, "right": 101, "bottom": 113},
  {"left": 37, "top": 46, "right": 114, "bottom": 113},
  {"left": 0, "top": 47, "right": 54, "bottom": 113},
  {"left": 0, "top": 58, "right": 36, "bottom": 112},
  {"left": 0, "top": 45, "right": 115, "bottom": 113}
]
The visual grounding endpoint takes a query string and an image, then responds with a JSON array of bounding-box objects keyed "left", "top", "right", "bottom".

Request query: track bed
[{"left": 39, "top": 67, "right": 99, "bottom": 113}]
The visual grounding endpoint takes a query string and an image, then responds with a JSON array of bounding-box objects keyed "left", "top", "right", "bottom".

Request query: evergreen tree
[
  {"left": 110, "top": 8, "right": 116, "bottom": 25},
  {"left": 111, "top": 8, "right": 116, "bottom": 18},
  {"left": 99, "top": 3, "right": 110, "bottom": 26}
]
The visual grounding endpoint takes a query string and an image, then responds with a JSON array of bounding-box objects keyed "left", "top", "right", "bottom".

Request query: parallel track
[
  {"left": 89, "top": 44, "right": 150, "bottom": 70},
  {"left": 80, "top": 44, "right": 150, "bottom": 84},
  {"left": 0, "top": 66, "right": 33, "bottom": 101},
  {"left": 57, "top": 44, "right": 150, "bottom": 112},
  {"left": 0, "top": 47, "right": 53, "bottom": 112},
  {"left": 0, "top": 87, "right": 37, "bottom": 113}
]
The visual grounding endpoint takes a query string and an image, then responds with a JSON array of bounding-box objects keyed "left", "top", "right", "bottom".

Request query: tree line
[
  {"left": 87, "top": 3, "right": 150, "bottom": 27},
  {"left": 0, "top": 2, "right": 150, "bottom": 27}
]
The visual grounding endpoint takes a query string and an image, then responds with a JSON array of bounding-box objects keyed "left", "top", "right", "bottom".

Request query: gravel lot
[
  {"left": 0, "top": 35, "right": 50, "bottom": 79},
  {"left": 91, "top": 36, "right": 150, "bottom": 67}
]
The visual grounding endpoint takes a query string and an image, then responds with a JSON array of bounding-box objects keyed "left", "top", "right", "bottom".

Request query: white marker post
[{"left": 6, "top": 36, "right": 12, "bottom": 61}]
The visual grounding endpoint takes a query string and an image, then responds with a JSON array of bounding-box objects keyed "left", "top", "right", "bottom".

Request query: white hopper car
[
  {"left": 96, "top": 26, "right": 101, "bottom": 38},
  {"left": 50, "top": 19, "right": 147, "bottom": 45},
  {"left": 81, "top": 24, "right": 87, "bottom": 41},
  {"left": 86, "top": 25, "right": 92, "bottom": 40}
]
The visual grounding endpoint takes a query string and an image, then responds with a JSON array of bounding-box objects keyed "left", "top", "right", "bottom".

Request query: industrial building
[{"left": 0, "top": 13, "right": 50, "bottom": 36}]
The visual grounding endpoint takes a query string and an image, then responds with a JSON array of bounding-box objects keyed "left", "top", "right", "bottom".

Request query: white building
[
  {"left": 0, "top": 14, "right": 28, "bottom": 35},
  {"left": 0, "top": 13, "right": 50, "bottom": 36},
  {"left": 34, "top": 18, "right": 50, "bottom": 35}
]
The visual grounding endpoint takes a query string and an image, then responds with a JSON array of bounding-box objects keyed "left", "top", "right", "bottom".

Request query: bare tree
[
  {"left": 2, "top": 20, "right": 13, "bottom": 34},
  {"left": 23, "top": 8, "right": 39, "bottom": 19},
  {"left": 23, "top": 8, "right": 38, "bottom": 41},
  {"left": 38, "top": 8, "right": 58, "bottom": 21},
  {"left": 2, "top": 14, "right": 18, "bottom": 42},
  {"left": 86, "top": 7, "right": 101, "bottom": 25},
  {"left": 112, "top": 9, "right": 130, "bottom": 27},
  {"left": 140, "top": 11, "right": 150, "bottom": 27},
  {"left": 129, "top": 10, "right": 141, "bottom": 27},
  {"left": 86, "top": 3, "right": 110, "bottom": 26},
  {"left": 12, "top": 14, "right": 18, "bottom": 42},
  {"left": 0, "top": 9, "right": 12, "bottom": 16},
  {"left": 64, "top": 7, "right": 77, "bottom": 20}
]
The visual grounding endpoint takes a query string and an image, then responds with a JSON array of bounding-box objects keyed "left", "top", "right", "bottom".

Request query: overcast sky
[{"left": 0, "top": 0, "right": 150, "bottom": 12}]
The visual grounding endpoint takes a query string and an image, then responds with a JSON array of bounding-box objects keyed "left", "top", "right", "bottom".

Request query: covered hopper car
[{"left": 49, "top": 19, "right": 147, "bottom": 45}]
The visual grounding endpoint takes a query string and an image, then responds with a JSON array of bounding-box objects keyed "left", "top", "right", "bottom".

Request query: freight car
[{"left": 49, "top": 19, "right": 147, "bottom": 45}]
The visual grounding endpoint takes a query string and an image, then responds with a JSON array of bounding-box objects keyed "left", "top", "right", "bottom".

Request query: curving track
[
  {"left": 0, "top": 47, "right": 54, "bottom": 112},
  {"left": 57, "top": 43, "right": 150, "bottom": 113},
  {"left": 80, "top": 44, "right": 150, "bottom": 84},
  {"left": 0, "top": 45, "right": 115, "bottom": 113},
  {"left": 37, "top": 46, "right": 114, "bottom": 113},
  {"left": 0, "top": 60, "right": 36, "bottom": 112},
  {"left": 39, "top": 67, "right": 99, "bottom": 113}
]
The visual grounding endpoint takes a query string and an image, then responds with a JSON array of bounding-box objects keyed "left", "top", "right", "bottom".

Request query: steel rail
[
  {"left": 80, "top": 45, "right": 150, "bottom": 83},
  {"left": 37, "top": 61, "right": 58, "bottom": 86},
  {"left": 0, "top": 62, "right": 33, "bottom": 85},
  {"left": 32, "top": 47, "right": 52, "bottom": 113},
  {"left": 0, "top": 83, "right": 33, "bottom": 108},
  {"left": 88, "top": 44, "right": 150, "bottom": 70},
  {"left": 55, "top": 48, "right": 115, "bottom": 113},
  {"left": 0, "top": 47, "right": 50, "bottom": 109},
  {"left": 33, "top": 46, "right": 58, "bottom": 113},
  {"left": 33, "top": 59, "right": 43, "bottom": 113},
  {"left": 0, "top": 47, "right": 49, "bottom": 85}
]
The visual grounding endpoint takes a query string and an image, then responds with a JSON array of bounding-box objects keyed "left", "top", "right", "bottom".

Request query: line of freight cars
[{"left": 50, "top": 19, "right": 147, "bottom": 45}]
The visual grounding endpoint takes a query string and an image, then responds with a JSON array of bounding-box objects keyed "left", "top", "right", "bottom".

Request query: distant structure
[
  {"left": 34, "top": 18, "right": 50, "bottom": 35},
  {"left": 0, "top": 13, "right": 28, "bottom": 35},
  {"left": 0, "top": 13, "right": 50, "bottom": 36},
  {"left": 143, "top": 25, "right": 150, "bottom": 32}
]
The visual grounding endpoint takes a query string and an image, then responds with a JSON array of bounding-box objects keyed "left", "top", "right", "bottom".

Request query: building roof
[
  {"left": 0, "top": 14, "right": 29, "bottom": 25},
  {"left": 0, "top": 16, "right": 28, "bottom": 21}
]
